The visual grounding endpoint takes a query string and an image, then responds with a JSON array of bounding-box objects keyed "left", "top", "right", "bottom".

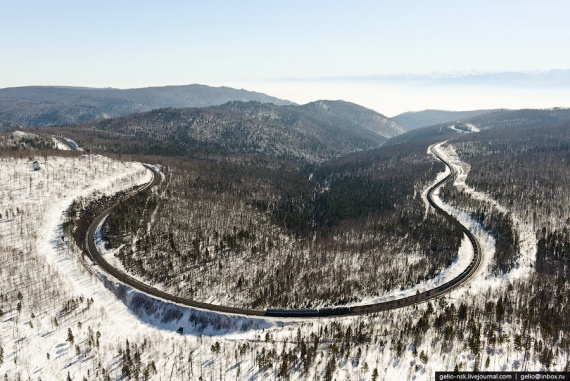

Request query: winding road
[{"left": 84, "top": 145, "right": 482, "bottom": 318}]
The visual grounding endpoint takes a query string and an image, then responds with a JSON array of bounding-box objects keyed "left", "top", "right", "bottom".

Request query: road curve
[
  {"left": 84, "top": 148, "right": 481, "bottom": 318},
  {"left": 85, "top": 165, "right": 267, "bottom": 317}
]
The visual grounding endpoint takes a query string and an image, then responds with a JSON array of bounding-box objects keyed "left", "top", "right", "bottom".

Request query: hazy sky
[{"left": 2, "top": 0, "right": 570, "bottom": 115}]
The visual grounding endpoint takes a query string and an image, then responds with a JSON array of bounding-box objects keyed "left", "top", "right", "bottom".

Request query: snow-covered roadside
[
  {"left": 33, "top": 156, "right": 278, "bottom": 334},
  {"left": 429, "top": 141, "right": 537, "bottom": 295},
  {"left": 51, "top": 136, "right": 72, "bottom": 151},
  {"left": 0, "top": 156, "right": 155, "bottom": 378}
]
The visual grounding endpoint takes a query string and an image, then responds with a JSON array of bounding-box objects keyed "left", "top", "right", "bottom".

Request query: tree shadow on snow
[{"left": 98, "top": 273, "right": 287, "bottom": 337}]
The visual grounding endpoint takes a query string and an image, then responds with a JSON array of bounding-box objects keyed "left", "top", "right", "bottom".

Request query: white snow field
[{"left": 0, "top": 149, "right": 564, "bottom": 380}]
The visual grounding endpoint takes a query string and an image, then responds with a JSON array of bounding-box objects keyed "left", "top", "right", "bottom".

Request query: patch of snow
[
  {"left": 448, "top": 124, "right": 466, "bottom": 134},
  {"left": 63, "top": 137, "right": 84, "bottom": 151},
  {"left": 11, "top": 130, "right": 38, "bottom": 139},
  {"left": 464, "top": 123, "right": 480, "bottom": 132}
]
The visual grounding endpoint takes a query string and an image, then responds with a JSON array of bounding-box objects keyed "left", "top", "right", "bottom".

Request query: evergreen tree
[
  {"left": 420, "top": 350, "right": 428, "bottom": 364},
  {"left": 539, "top": 348, "right": 554, "bottom": 369},
  {"left": 324, "top": 355, "right": 336, "bottom": 381},
  {"left": 396, "top": 340, "right": 404, "bottom": 358},
  {"left": 67, "top": 328, "right": 74, "bottom": 345},
  {"left": 496, "top": 297, "right": 505, "bottom": 324},
  {"left": 372, "top": 368, "right": 379, "bottom": 381}
]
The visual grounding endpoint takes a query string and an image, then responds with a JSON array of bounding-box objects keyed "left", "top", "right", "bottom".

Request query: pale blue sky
[{"left": 2, "top": 1, "right": 569, "bottom": 114}]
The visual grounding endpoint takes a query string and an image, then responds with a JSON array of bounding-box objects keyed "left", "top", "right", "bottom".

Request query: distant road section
[
  {"left": 53, "top": 135, "right": 82, "bottom": 151},
  {"left": 83, "top": 149, "right": 481, "bottom": 318}
]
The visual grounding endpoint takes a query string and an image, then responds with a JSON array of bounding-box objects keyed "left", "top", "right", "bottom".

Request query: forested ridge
[{"left": 56, "top": 100, "right": 404, "bottom": 164}]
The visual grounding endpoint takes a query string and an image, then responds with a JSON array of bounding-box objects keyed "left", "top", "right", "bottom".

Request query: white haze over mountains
[{"left": 225, "top": 70, "right": 570, "bottom": 117}]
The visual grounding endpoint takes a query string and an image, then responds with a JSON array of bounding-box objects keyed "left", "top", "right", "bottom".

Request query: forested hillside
[{"left": 73, "top": 100, "right": 405, "bottom": 163}]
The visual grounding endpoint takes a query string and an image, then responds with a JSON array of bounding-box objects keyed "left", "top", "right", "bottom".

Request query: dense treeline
[
  {"left": 536, "top": 228, "right": 570, "bottom": 277},
  {"left": 275, "top": 175, "right": 404, "bottom": 235}
]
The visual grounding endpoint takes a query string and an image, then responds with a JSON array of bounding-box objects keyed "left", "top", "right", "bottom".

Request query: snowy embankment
[
  {"left": 428, "top": 141, "right": 537, "bottom": 296},
  {"left": 0, "top": 156, "right": 147, "bottom": 377},
  {"left": 51, "top": 137, "right": 71, "bottom": 151}
]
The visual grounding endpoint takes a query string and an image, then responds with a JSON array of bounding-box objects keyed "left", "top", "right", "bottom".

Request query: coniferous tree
[
  {"left": 372, "top": 368, "right": 379, "bottom": 381},
  {"left": 67, "top": 328, "right": 74, "bottom": 346}
]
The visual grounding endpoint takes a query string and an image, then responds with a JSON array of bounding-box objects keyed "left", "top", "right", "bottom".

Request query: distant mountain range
[
  {"left": 0, "top": 84, "right": 295, "bottom": 129},
  {"left": 81, "top": 100, "right": 406, "bottom": 163},
  {"left": 288, "top": 69, "right": 570, "bottom": 88}
]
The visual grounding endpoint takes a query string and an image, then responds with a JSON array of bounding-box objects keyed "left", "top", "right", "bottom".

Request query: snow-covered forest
[
  {"left": 103, "top": 141, "right": 464, "bottom": 309},
  {"left": 1, "top": 117, "right": 570, "bottom": 381}
]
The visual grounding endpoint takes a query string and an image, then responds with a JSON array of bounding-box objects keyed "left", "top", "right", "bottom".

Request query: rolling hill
[
  {"left": 0, "top": 84, "right": 295, "bottom": 128},
  {"left": 80, "top": 100, "right": 406, "bottom": 163}
]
